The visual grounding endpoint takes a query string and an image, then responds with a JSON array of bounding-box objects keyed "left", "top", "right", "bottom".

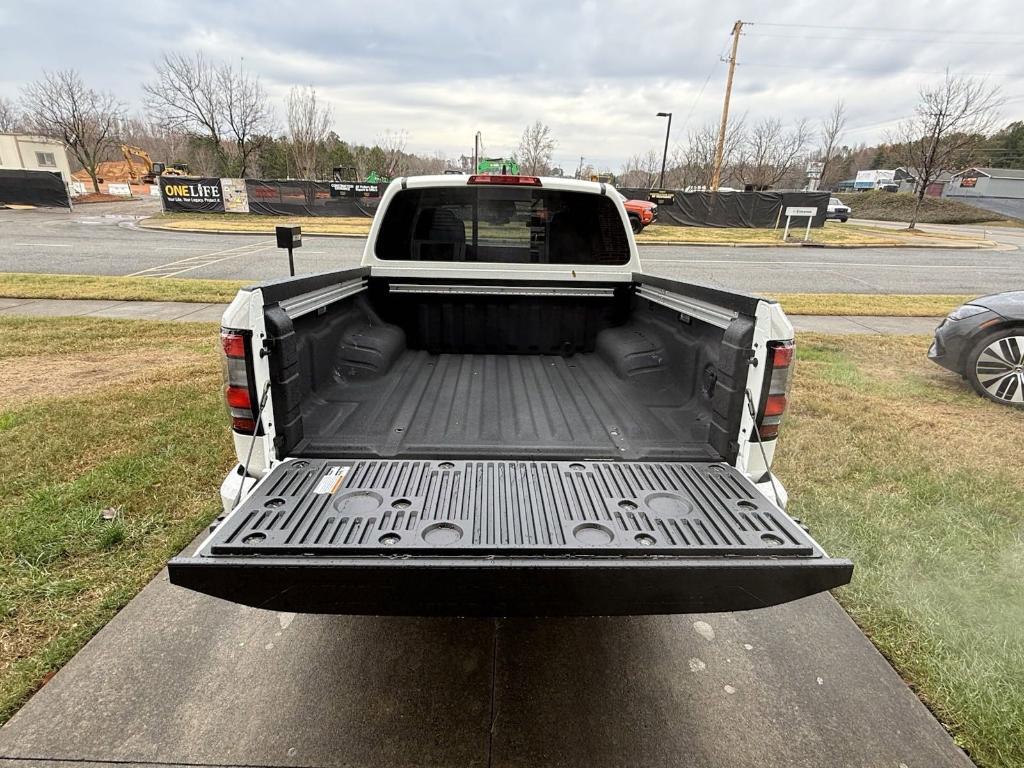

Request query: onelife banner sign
[{"left": 160, "top": 177, "right": 225, "bottom": 212}]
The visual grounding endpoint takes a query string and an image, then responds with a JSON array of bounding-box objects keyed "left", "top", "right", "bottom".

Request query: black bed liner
[
  {"left": 170, "top": 459, "right": 852, "bottom": 615},
  {"left": 294, "top": 350, "right": 717, "bottom": 461}
]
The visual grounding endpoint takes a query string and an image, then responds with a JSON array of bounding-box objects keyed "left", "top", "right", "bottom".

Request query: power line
[
  {"left": 744, "top": 31, "right": 1021, "bottom": 45},
  {"left": 738, "top": 61, "right": 1018, "bottom": 78},
  {"left": 748, "top": 21, "right": 1024, "bottom": 37}
]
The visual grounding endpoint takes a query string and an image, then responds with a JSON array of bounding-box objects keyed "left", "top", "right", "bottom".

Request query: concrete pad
[
  {"left": 0, "top": 568, "right": 494, "bottom": 768},
  {"left": 171, "top": 303, "right": 228, "bottom": 322},
  {"left": 490, "top": 596, "right": 971, "bottom": 768},
  {"left": 0, "top": 557, "right": 970, "bottom": 768},
  {"left": 791, "top": 316, "right": 880, "bottom": 334},
  {"left": 83, "top": 301, "right": 221, "bottom": 321},
  {"left": 845, "top": 316, "right": 942, "bottom": 335},
  {"left": 0, "top": 299, "right": 122, "bottom": 317},
  {"left": 0, "top": 298, "right": 35, "bottom": 310}
]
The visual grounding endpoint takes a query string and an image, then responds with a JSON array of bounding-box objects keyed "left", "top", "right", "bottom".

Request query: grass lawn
[
  {"left": 0, "top": 319, "right": 1020, "bottom": 766},
  {"left": 0, "top": 272, "right": 247, "bottom": 304},
  {"left": 0, "top": 317, "right": 232, "bottom": 723},
  {"left": 776, "top": 334, "right": 1024, "bottom": 768},
  {"left": 844, "top": 190, "right": 1019, "bottom": 225},
  {"left": 140, "top": 212, "right": 994, "bottom": 247}
]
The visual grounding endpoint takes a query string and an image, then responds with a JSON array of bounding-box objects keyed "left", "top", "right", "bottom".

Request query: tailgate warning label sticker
[{"left": 314, "top": 465, "right": 350, "bottom": 494}]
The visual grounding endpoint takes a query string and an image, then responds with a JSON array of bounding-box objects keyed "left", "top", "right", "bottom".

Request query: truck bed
[
  {"left": 294, "top": 349, "right": 717, "bottom": 461},
  {"left": 169, "top": 458, "right": 852, "bottom": 615}
]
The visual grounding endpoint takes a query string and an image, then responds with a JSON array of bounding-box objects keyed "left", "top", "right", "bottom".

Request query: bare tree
[
  {"left": 378, "top": 130, "right": 409, "bottom": 178},
  {"left": 0, "top": 96, "right": 20, "bottom": 132},
  {"left": 517, "top": 120, "right": 556, "bottom": 174},
  {"left": 890, "top": 72, "right": 1002, "bottom": 228},
  {"left": 20, "top": 70, "right": 124, "bottom": 192},
  {"left": 677, "top": 118, "right": 747, "bottom": 190},
  {"left": 817, "top": 100, "right": 846, "bottom": 189},
  {"left": 734, "top": 117, "right": 810, "bottom": 189},
  {"left": 286, "top": 86, "right": 333, "bottom": 179},
  {"left": 143, "top": 52, "right": 272, "bottom": 176},
  {"left": 619, "top": 149, "right": 661, "bottom": 188}
]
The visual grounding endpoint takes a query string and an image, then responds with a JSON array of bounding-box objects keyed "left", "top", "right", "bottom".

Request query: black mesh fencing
[
  {"left": 0, "top": 170, "right": 70, "bottom": 208},
  {"left": 616, "top": 189, "right": 830, "bottom": 228},
  {"left": 245, "top": 180, "right": 380, "bottom": 217}
]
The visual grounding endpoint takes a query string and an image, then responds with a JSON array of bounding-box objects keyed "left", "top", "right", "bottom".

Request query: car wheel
[
  {"left": 965, "top": 329, "right": 1024, "bottom": 406},
  {"left": 629, "top": 215, "right": 643, "bottom": 234},
  {"left": 839, "top": 216, "right": 848, "bottom": 222}
]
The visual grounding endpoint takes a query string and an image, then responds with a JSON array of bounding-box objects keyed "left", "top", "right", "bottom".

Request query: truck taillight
[
  {"left": 756, "top": 340, "right": 794, "bottom": 441},
  {"left": 221, "top": 329, "right": 258, "bottom": 434}
]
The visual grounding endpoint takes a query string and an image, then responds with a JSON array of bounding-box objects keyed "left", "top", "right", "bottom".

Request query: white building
[{"left": 0, "top": 133, "right": 73, "bottom": 182}]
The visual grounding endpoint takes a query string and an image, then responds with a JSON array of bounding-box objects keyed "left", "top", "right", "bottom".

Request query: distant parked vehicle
[
  {"left": 826, "top": 197, "right": 851, "bottom": 222},
  {"left": 617, "top": 192, "right": 658, "bottom": 233},
  {"left": 929, "top": 291, "right": 1024, "bottom": 406}
]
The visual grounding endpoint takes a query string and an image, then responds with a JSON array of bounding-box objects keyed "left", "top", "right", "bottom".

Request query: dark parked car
[{"left": 929, "top": 291, "right": 1024, "bottom": 406}]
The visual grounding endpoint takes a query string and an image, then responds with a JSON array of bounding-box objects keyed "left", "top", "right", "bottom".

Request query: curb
[{"left": 136, "top": 222, "right": 369, "bottom": 239}]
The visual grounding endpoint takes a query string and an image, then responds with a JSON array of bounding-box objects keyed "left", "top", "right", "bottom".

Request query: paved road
[
  {"left": 1, "top": 201, "right": 1021, "bottom": 294},
  {"left": 0, "top": 546, "right": 971, "bottom": 768}
]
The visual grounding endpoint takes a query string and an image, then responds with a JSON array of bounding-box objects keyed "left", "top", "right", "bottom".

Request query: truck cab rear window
[{"left": 374, "top": 186, "right": 630, "bottom": 265}]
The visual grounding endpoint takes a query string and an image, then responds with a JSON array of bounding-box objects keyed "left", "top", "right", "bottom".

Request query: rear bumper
[{"left": 170, "top": 458, "right": 852, "bottom": 616}]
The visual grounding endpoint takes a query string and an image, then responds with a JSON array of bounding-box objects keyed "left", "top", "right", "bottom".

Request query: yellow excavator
[{"left": 120, "top": 144, "right": 189, "bottom": 184}]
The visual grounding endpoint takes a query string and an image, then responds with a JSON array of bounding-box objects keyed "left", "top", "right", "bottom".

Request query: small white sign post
[{"left": 783, "top": 206, "right": 818, "bottom": 242}]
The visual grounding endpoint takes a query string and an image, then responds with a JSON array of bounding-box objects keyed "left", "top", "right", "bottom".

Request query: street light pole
[{"left": 657, "top": 112, "right": 672, "bottom": 189}]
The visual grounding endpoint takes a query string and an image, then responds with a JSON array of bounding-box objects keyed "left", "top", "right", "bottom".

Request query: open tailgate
[{"left": 169, "top": 459, "right": 851, "bottom": 616}]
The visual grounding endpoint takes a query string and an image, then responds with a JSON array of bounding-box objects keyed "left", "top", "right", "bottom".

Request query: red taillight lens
[
  {"left": 763, "top": 393, "right": 788, "bottom": 417},
  {"left": 467, "top": 174, "right": 542, "bottom": 186},
  {"left": 221, "top": 331, "right": 247, "bottom": 358},
  {"left": 755, "top": 340, "right": 795, "bottom": 441},
  {"left": 225, "top": 385, "right": 252, "bottom": 410},
  {"left": 221, "top": 328, "right": 258, "bottom": 434}
]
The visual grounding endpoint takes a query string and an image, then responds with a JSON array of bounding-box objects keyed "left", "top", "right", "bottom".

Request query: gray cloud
[{"left": 2, "top": 0, "right": 1022, "bottom": 170}]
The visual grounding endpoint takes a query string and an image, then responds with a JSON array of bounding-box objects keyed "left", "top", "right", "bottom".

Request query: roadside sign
[
  {"left": 785, "top": 206, "right": 818, "bottom": 217},
  {"left": 805, "top": 162, "right": 823, "bottom": 179},
  {"left": 782, "top": 206, "right": 819, "bottom": 242},
  {"left": 108, "top": 183, "right": 132, "bottom": 197}
]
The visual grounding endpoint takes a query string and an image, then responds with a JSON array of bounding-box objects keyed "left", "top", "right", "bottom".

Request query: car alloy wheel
[{"left": 973, "top": 334, "right": 1024, "bottom": 404}]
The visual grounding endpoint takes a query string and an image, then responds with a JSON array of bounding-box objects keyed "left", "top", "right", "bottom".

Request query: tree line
[
  {"left": 1, "top": 59, "right": 1014, "bottom": 227},
  {"left": 618, "top": 72, "right": 1010, "bottom": 228}
]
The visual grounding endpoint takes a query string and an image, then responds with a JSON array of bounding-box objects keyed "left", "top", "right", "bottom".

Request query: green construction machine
[{"left": 476, "top": 157, "right": 520, "bottom": 175}]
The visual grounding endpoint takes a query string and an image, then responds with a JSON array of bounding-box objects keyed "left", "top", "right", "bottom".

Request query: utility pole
[
  {"left": 710, "top": 20, "right": 743, "bottom": 191},
  {"left": 473, "top": 131, "right": 482, "bottom": 173},
  {"left": 657, "top": 112, "right": 673, "bottom": 189}
]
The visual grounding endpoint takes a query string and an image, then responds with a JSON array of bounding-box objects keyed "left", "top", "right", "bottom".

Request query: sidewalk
[{"left": 0, "top": 297, "right": 941, "bottom": 334}]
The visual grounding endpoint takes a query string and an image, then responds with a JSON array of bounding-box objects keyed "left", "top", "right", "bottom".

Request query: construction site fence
[
  {"left": 616, "top": 188, "right": 830, "bottom": 228},
  {"left": 158, "top": 177, "right": 829, "bottom": 228},
  {"left": 0, "top": 169, "right": 70, "bottom": 208}
]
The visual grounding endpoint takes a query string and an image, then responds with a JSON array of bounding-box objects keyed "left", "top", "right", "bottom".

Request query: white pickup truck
[{"left": 169, "top": 173, "right": 851, "bottom": 615}]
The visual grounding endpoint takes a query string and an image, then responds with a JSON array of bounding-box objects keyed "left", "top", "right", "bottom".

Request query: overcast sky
[{"left": 2, "top": 0, "right": 1023, "bottom": 170}]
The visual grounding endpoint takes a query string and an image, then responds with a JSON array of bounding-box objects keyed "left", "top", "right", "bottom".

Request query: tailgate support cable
[
  {"left": 232, "top": 381, "right": 271, "bottom": 511},
  {"left": 744, "top": 388, "right": 783, "bottom": 509}
]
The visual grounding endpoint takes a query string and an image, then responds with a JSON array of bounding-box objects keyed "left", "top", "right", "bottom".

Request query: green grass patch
[
  {"left": 769, "top": 292, "right": 968, "bottom": 317},
  {"left": 0, "top": 272, "right": 247, "bottom": 304},
  {"left": 776, "top": 334, "right": 1024, "bottom": 767},
  {"left": 0, "top": 317, "right": 231, "bottom": 723},
  {"left": 845, "top": 190, "right": 1016, "bottom": 225}
]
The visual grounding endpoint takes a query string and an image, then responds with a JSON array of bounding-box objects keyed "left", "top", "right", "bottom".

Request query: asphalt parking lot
[{"left": 1, "top": 201, "right": 1021, "bottom": 293}]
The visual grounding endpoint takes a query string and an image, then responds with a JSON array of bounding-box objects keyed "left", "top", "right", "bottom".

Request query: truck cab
[{"left": 169, "top": 174, "right": 851, "bottom": 616}]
